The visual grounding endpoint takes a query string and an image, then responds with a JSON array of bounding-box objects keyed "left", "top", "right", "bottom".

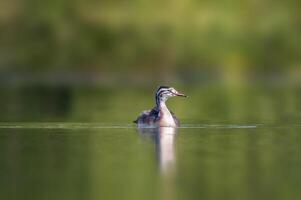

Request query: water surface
[{"left": 0, "top": 85, "right": 300, "bottom": 200}]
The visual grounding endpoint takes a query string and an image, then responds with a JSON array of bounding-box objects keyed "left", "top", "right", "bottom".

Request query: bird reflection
[{"left": 138, "top": 127, "right": 177, "bottom": 175}]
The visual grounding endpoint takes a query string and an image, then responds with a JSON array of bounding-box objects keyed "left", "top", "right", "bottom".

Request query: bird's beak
[{"left": 174, "top": 91, "right": 187, "bottom": 97}]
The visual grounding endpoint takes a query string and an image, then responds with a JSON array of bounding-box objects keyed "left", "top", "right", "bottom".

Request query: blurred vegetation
[
  {"left": 1, "top": 85, "right": 300, "bottom": 123},
  {"left": 0, "top": 0, "right": 301, "bottom": 85}
]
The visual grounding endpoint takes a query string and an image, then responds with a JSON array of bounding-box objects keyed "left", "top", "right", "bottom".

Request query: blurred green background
[{"left": 0, "top": 0, "right": 300, "bottom": 86}]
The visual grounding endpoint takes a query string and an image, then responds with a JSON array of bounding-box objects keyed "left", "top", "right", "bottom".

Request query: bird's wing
[
  {"left": 134, "top": 110, "right": 149, "bottom": 123},
  {"left": 133, "top": 108, "right": 159, "bottom": 124}
]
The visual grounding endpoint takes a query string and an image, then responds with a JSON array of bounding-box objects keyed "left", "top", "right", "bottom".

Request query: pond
[{"left": 0, "top": 85, "right": 300, "bottom": 200}]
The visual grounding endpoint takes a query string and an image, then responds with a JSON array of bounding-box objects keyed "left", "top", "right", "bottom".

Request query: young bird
[{"left": 134, "top": 86, "right": 187, "bottom": 127}]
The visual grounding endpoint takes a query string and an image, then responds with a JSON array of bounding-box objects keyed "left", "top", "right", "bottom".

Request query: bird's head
[{"left": 156, "top": 86, "right": 187, "bottom": 103}]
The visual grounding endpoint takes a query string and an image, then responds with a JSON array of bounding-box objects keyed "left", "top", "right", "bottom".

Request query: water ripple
[
  {"left": 0, "top": 122, "right": 300, "bottom": 130},
  {"left": 0, "top": 122, "right": 261, "bottom": 129}
]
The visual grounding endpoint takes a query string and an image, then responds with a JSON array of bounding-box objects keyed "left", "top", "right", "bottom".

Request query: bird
[{"left": 134, "top": 86, "right": 187, "bottom": 127}]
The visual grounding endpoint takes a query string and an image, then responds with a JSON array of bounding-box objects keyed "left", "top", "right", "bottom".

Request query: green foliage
[{"left": 0, "top": 0, "right": 300, "bottom": 74}]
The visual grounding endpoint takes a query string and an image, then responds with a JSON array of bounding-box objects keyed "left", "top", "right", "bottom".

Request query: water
[{"left": 0, "top": 85, "right": 301, "bottom": 200}]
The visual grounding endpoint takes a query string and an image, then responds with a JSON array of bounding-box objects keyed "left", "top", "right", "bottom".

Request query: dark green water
[{"left": 0, "top": 85, "right": 300, "bottom": 200}]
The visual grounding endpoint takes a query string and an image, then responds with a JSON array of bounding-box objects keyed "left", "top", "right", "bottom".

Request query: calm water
[{"left": 0, "top": 85, "right": 301, "bottom": 200}]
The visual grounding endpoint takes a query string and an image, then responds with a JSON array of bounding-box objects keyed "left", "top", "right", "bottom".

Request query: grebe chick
[{"left": 134, "top": 86, "right": 187, "bottom": 127}]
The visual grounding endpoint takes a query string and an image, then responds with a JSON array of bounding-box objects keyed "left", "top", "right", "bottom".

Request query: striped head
[{"left": 155, "top": 86, "right": 187, "bottom": 106}]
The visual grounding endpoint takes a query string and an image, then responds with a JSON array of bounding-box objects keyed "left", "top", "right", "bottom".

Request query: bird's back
[
  {"left": 134, "top": 108, "right": 159, "bottom": 125},
  {"left": 134, "top": 108, "right": 179, "bottom": 127}
]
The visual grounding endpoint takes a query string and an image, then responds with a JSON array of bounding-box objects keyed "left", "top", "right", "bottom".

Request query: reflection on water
[
  {"left": 0, "top": 85, "right": 301, "bottom": 200},
  {"left": 1, "top": 123, "right": 301, "bottom": 200},
  {"left": 138, "top": 127, "right": 177, "bottom": 200},
  {"left": 138, "top": 127, "right": 177, "bottom": 175}
]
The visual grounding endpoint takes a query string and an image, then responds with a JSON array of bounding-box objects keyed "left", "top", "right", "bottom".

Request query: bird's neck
[
  {"left": 156, "top": 100, "right": 172, "bottom": 116},
  {"left": 156, "top": 99, "right": 176, "bottom": 127},
  {"left": 156, "top": 97, "right": 168, "bottom": 110},
  {"left": 157, "top": 101, "right": 168, "bottom": 110}
]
